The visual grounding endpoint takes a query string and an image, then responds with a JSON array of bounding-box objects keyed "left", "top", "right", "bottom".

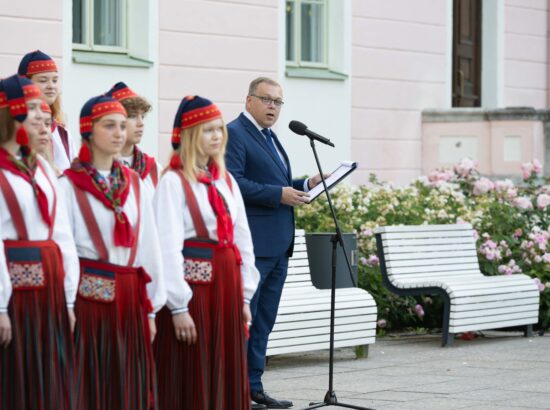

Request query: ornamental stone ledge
[{"left": 422, "top": 107, "right": 550, "bottom": 123}]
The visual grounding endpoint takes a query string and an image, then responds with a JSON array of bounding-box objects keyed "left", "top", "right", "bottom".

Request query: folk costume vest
[
  {"left": 0, "top": 161, "right": 57, "bottom": 288},
  {"left": 174, "top": 167, "right": 242, "bottom": 285},
  {"left": 67, "top": 169, "right": 152, "bottom": 310}
]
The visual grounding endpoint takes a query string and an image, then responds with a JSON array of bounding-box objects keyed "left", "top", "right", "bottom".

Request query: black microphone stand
[{"left": 301, "top": 137, "right": 374, "bottom": 410}]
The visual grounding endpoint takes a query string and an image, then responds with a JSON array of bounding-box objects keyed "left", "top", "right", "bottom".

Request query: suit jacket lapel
[{"left": 239, "top": 114, "right": 290, "bottom": 181}]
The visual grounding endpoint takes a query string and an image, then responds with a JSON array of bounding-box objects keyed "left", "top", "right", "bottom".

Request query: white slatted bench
[
  {"left": 266, "top": 230, "right": 377, "bottom": 357},
  {"left": 375, "top": 224, "right": 540, "bottom": 346}
]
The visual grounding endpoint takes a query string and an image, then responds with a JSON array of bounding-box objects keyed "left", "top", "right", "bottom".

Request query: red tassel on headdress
[
  {"left": 169, "top": 152, "right": 183, "bottom": 170},
  {"left": 15, "top": 126, "right": 29, "bottom": 146},
  {"left": 79, "top": 143, "right": 92, "bottom": 163}
]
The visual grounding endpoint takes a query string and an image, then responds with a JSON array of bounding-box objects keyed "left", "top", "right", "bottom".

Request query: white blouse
[
  {"left": 52, "top": 125, "right": 78, "bottom": 172},
  {"left": 0, "top": 156, "right": 80, "bottom": 311},
  {"left": 119, "top": 154, "right": 162, "bottom": 200},
  {"left": 58, "top": 169, "right": 167, "bottom": 314},
  {"left": 153, "top": 170, "right": 260, "bottom": 314}
]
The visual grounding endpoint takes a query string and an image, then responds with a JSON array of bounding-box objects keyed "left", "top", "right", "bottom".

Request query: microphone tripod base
[
  {"left": 325, "top": 390, "right": 338, "bottom": 404},
  {"left": 303, "top": 390, "right": 375, "bottom": 409}
]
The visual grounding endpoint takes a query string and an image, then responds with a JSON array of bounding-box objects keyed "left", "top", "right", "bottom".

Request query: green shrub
[{"left": 296, "top": 159, "right": 549, "bottom": 332}]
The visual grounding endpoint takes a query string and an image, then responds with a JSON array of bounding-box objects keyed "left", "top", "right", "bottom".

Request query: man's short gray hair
[{"left": 248, "top": 77, "right": 281, "bottom": 96}]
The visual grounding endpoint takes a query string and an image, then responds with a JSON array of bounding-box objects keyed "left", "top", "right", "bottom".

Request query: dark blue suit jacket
[{"left": 226, "top": 113, "right": 305, "bottom": 258}]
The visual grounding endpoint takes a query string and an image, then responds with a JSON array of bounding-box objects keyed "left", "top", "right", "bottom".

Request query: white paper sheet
[{"left": 306, "top": 161, "right": 357, "bottom": 202}]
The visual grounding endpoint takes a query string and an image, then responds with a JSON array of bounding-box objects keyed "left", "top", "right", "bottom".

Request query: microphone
[{"left": 289, "top": 120, "right": 335, "bottom": 147}]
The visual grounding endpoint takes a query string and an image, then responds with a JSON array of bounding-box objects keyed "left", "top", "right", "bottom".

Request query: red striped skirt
[
  {"left": 0, "top": 239, "right": 75, "bottom": 410},
  {"left": 154, "top": 243, "right": 250, "bottom": 410},
  {"left": 74, "top": 258, "right": 156, "bottom": 410}
]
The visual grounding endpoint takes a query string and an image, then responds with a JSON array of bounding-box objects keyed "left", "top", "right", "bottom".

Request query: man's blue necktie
[{"left": 261, "top": 128, "right": 287, "bottom": 171}]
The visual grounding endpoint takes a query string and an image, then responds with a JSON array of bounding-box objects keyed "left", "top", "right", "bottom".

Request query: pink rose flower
[
  {"left": 533, "top": 278, "right": 545, "bottom": 292},
  {"left": 366, "top": 255, "right": 380, "bottom": 267},
  {"left": 495, "top": 179, "right": 515, "bottom": 192},
  {"left": 486, "top": 240, "right": 497, "bottom": 249},
  {"left": 473, "top": 177, "right": 495, "bottom": 196},
  {"left": 533, "top": 233, "right": 548, "bottom": 248},
  {"left": 537, "top": 194, "right": 550, "bottom": 209},
  {"left": 521, "top": 160, "right": 542, "bottom": 179},
  {"left": 414, "top": 304, "right": 425, "bottom": 318},
  {"left": 427, "top": 170, "right": 454, "bottom": 186},
  {"left": 454, "top": 158, "right": 477, "bottom": 177},
  {"left": 506, "top": 188, "right": 518, "bottom": 199},
  {"left": 498, "top": 265, "right": 510, "bottom": 275},
  {"left": 521, "top": 162, "right": 534, "bottom": 179},
  {"left": 362, "top": 228, "right": 373, "bottom": 237},
  {"left": 498, "top": 260, "right": 522, "bottom": 275},
  {"left": 377, "top": 319, "right": 387, "bottom": 328},
  {"left": 513, "top": 197, "right": 533, "bottom": 210}
]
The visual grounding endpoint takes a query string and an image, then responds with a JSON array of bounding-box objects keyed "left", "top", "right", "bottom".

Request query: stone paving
[{"left": 263, "top": 331, "right": 550, "bottom": 409}]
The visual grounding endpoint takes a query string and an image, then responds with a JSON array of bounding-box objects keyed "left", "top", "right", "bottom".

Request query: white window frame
[
  {"left": 286, "top": 0, "right": 329, "bottom": 69},
  {"left": 73, "top": 0, "right": 128, "bottom": 54}
]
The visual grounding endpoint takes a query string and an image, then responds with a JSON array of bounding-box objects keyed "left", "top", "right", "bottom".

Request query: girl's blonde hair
[
  {"left": 50, "top": 96, "right": 65, "bottom": 125},
  {"left": 177, "top": 121, "right": 227, "bottom": 182}
]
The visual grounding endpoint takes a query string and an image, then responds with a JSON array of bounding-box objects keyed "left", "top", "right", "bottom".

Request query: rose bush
[{"left": 296, "top": 159, "right": 550, "bottom": 333}]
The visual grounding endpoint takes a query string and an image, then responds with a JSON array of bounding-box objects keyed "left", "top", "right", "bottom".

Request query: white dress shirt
[
  {"left": 119, "top": 154, "right": 162, "bottom": 200},
  {"left": 51, "top": 125, "right": 78, "bottom": 173}
]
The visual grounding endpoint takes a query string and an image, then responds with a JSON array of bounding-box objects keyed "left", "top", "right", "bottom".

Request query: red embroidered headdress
[
  {"left": 171, "top": 95, "right": 222, "bottom": 150},
  {"left": 18, "top": 50, "right": 58, "bottom": 77},
  {"left": 106, "top": 81, "right": 138, "bottom": 102}
]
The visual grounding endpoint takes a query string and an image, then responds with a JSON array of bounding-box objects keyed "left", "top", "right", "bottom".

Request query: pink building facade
[{"left": 1, "top": 0, "right": 549, "bottom": 184}]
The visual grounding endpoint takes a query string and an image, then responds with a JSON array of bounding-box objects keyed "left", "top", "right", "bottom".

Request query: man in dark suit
[{"left": 226, "top": 77, "right": 322, "bottom": 409}]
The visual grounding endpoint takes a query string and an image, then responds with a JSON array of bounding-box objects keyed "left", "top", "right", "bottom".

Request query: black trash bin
[{"left": 305, "top": 232, "right": 358, "bottom": 289}]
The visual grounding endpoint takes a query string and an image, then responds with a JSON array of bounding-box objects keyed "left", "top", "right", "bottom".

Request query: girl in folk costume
[
  {"left": 18, "top": 50, "right": 77, "bottom": 172},
  {"left": 59, "top": 95, "right": 166, "bottom": 410},
  {"left": 0, "top": 74, "right": 79, "bottom": 409},
  {"left": 153, "top": 96, "right": 259, "bottom": 410},
  {"left": 29, "top": 101, "right": 61, "bottom": 176},
  {"left": 106, "top": 82, "right": 161, "bottom": 196}
]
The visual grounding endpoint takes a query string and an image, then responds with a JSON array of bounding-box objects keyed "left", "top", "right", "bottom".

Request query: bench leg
[
  {"left": 524, "top": 324, "right": 533, "bottom": 337},
  {"left": 354, "top": 344, "right": 369, "bottom": 359},
  {"left": 442, "top": 332, "right": 454, "bottom": 347},
  {"left": 441, "top": 296, "right": 453, "bottom": 347}
]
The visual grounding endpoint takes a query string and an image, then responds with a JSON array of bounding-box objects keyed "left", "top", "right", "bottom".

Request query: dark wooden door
[{"left": 452, "top": 0, "right": 482, "bottom": 107}]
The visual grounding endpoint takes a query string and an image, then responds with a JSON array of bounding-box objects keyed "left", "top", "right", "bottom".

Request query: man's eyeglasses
[{"left": 250, "top": 94, "right": 284, "bottom": 107}]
